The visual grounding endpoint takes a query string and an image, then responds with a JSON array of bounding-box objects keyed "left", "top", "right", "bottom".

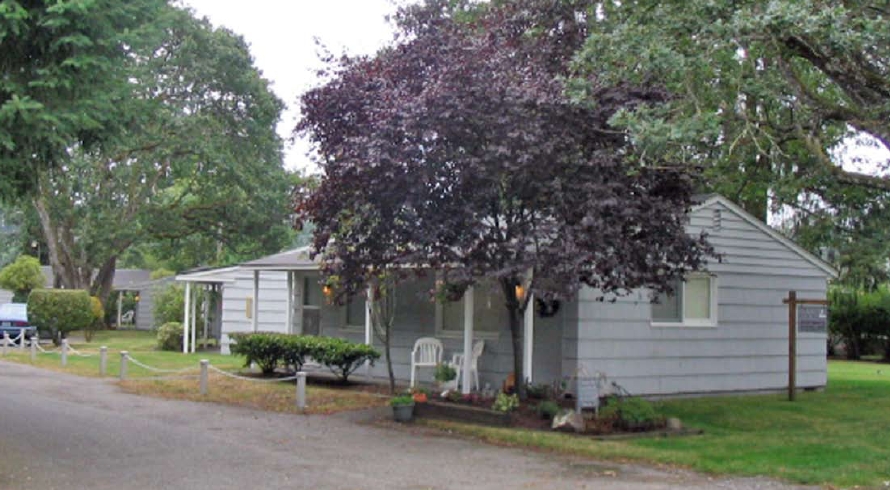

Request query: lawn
[
  {"left": 422, "top": 360, "right": 890, "bottom": 488},
  {"left": 1, "top": 330, "right": 388, "bottom": 415}
]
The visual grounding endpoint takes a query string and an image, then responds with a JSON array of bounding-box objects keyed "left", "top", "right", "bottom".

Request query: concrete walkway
[{"left": 0, "top": 361, "right": 816, "bottom": 490}]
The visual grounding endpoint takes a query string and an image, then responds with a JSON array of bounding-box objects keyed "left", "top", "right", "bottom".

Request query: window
[
  {"left": 651, "top": 274, "right": 717, "bottom": 327},
  {"left": 302, "top": 277, "right": 322, "bottom": 336},
  {"left": 437, "top": 281, "right": 505, "bottom": 338},
  {"left": 344, "top": 294, "right": 366, "bottom": 331}
]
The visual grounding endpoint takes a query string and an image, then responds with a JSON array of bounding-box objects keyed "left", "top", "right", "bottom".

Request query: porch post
[
  {"left": 201, "top": 285, "right": 209, "bottom": 348},
  {"left": 286, "top": 271, "right": 294, "bottom": 334},
  {"left": 182, "top": 281, "right": 191, "bottom": 354},
  {"left": 461, "top": 286, "right": 474, "bottom": 394},
  {"left": 251, "top": 270, "right": 259, "bottom": 333},
  {"left": 364, "top": 285, "right": 374, "bottom": 380},
  {"left": 523, "top": 293, "right": 534, "bottom": 384},
  {"left": 190, "top": 284, "right": 197, "bottom": 353}
]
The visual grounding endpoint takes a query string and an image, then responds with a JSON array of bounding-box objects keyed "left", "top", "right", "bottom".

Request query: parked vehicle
[{"left": 0, "top": 303, "right": 37, "bottom": 342}]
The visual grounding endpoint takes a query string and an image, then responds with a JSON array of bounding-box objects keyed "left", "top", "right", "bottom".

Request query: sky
[{"left": 182, "top": 0, "right": 403, "bottom": 172}]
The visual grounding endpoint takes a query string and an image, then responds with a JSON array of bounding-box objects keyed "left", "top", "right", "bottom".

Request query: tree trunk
[
  {"left": 384, "top": 332, "right": 395, "bottom": 394},
  {"left": 91, "top": 256, "right": 117, "bottom": 304},
  {"left": 501, "top": 278, "right": 527, "bottom": 400}
]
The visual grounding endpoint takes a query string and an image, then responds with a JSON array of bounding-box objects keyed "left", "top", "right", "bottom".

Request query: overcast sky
[{"left": 183, "top": 0, "right": 402, "bottom": 172}]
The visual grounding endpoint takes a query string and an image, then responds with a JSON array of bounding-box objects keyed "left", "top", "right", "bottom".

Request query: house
[{"left": 180, "top": 195, "right": 836, "bottom": 397}]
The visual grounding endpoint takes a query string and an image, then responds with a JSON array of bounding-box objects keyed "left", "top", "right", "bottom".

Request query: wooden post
[
  {"left": 120, "top": 351, "right": 129, "bottom": 380},
  {"left": 18, "top": 328, "right": 25, "bottom": 350},
  {"left": 100, "top": 346, "right": 108, "bottom": 376},
  {"left": 296, "top": 371, "right": 307, "bottom": 411},
  {"left": 61, "top": 339, "right": 68, "bottom": 367},
  {"left": 787, "top": 290, "right": 797, "bottom": 401},
  {"left": 30, "top": 336, "right": 37, "bottom": 362},
  {"left": 200, "top": 359, "right": 209, "bottom": 395}
]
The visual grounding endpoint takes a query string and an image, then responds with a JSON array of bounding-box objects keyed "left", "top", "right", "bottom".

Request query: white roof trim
[
  {"left": 693, "top": 195, "right": 838, "bottom": 278},
  {"left": 175, "top": 266, "right": 241, "bottom": 284}
]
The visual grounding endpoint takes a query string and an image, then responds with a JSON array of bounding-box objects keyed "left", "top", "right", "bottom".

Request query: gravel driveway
[{"left": 0, "top": 361, "right": 818, "bottom": 490}]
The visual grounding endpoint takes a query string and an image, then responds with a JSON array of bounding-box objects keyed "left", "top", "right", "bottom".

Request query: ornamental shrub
[
  {"left": 0, "top": 255, "right": 46, "bottom": 302},
  {"left": 598, "top": 396, "right": 664, "bottom": 431},
  {"left": 492, "top": 393, "right": 519, "bottom": 413},
  {"left": 229, "top": 332, "right": 287, "bottom": 375},
  {"left": 27, "top": 289, "right": 93, "bottom": 344},
  {"left": 157, "top": 322, "right": 184, "bottom": 351},
  {"left": 311, "top": 336, "right": 380, "bottom": 383}
]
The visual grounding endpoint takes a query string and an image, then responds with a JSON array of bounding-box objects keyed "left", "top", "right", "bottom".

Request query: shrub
[
  {"left": 312, "top": 337, "right": 381, "bottom": 383},
  {"left": 27, "top": 289, "right": 93, "bottom": 344},
  {"left": 598, "top": 396, "right": 664, "bottom": 431},
  {"left": 157, "top": 322, "right": 184, "bottom": 351},
  {"left": 0, "top": 255, "right": 45, "bottom": 302},
  {"left": 492, "top": 392, "right": 519, "bottom": 413},
  {"left": 536, "top": 400, "right": 560, "bottom": 420},
  {"left": 153, "top": 282, "right": 185, "bottom": 329},
  {"left": 229, "top": 332, "right": 287, "bottom": 375},
  {"left": 84, "top": 296, "right": 104, "bottom": 342},
  {"left": 390, "top": 395, "right": 414, "bottom": 407}
]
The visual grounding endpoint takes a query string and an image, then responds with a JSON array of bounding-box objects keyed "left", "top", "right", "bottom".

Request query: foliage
[
  {"left": 30, "top": 3, "right": 290, "bottom": 302},
  {"left": 434, "top": 363, "right": 457, "bottom": 383},
  {"left": 390, "top": 395, "right": 415, "bottom": 407},
  {"left": 150, "top": 269, "right": 175, "bottom": 280},
  {"left": 297, "top": 0, "right": 713, "bottom": 399},
  {"left": 152, "top": 282, "right": 203, "bottom": 331},
  {"left": 368, "top": 273, "right": 398, "bottom": 393},
  {"left": 104, "top": 290, "right": 139, "bottom": 328},
  {"left": 312, "top": 337, "right": 381, "bottom": 384},
  {"left": 228, "top": 332, "right": 381, "bottom": 382},
  {"left": 575, "top": 0, "right": 890, "bottom": 281},
  {"left": 27, "top": 289, "right": 93, "bottom": 344},
  {"left": 156, "top": 322, "right": 184, "bottom": 352},
  {"left": 0, "top": 0, "right": 166, "bottom": 199},
  {"left": 598, "top": 396, "right": 664, "bottom": 431},
  {"left": 0, "top": 255, "right": 45, "bottom": 302},
  {"left": 536, "top": 401, "right": 561, "bottom": 420},
  {"left": 829, "top": 286, "right": 890, "bottom": 360},
  {"left": 84, "top": 296, "right": 104, "bottom": 342},
  {"left": 492, "top": 393, "right": 520, "bottom": 413}
]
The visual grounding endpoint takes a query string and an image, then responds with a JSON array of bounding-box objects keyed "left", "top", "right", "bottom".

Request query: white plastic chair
[
  {"left": 410, "top": 337, "right": 443, "bottom": 387},
  {"left": 452, "top": 339, "right": 484, "bottom": 391}
]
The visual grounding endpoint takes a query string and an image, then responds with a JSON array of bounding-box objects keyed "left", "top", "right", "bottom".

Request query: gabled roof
[
  {"left": 175, "top": 265, "right": 240, "bottom": 284},
  {"left": 692, "top": 194, "right": 838, "bottom": 278}
]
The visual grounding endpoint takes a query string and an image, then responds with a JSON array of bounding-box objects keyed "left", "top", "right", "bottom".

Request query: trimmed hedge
[
  {"left": 229, "top": 332, "right": 381, "bottom": 382},
  {"left": 27, "top": 289, "right": 94, "bottom": 344},
  {"left": 157, "top": 322, "right": 184, "bottom": 351}
]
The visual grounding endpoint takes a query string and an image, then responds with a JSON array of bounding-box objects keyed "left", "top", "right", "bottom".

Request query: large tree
[
  {"left": 575, "top": 0, "right": 890, "bottom": 284},
  {"left": 32, "top": 5, "right": 290, "bottom": 301},
  {"left": 298, "top": 0, "right": 712, "bottom": 398},
  {"left": 0, "top": 0, "right": 166, "bottom": 199}
]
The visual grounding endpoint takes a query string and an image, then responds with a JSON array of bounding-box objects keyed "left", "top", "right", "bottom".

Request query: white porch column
[
  {"left": 201, "top": 285, "right": 209, "bottom": 347},
  {"left": 461, "top": 286, "right": 474, "bottom": 394},
  {"left": 182, "top": 281, "right": 191, "bottom": 354},
  {"left": 364, "top": 286, "right": 374, "bottom": 346},
  {"left": 286, "top": 271, "right": 294, "bottom": 335},
  {"left": 523, "top": 293, "right": 534, "bottom": 384},
  {"left": 190, "top": 285, "right": 197, "bottom": 353},
  {"left": 251, "top": 270, "right": 259, "bottom": 333}
]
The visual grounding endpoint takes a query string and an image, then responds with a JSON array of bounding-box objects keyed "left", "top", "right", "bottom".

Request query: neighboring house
[
  {"left": 0, "top": 267, "right": 157, "bottom": 330},
  {"left": 181, "top": 195, "right": 836, "bottom": 398}
]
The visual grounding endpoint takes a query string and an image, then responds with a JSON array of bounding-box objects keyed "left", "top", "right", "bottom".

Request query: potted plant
[
  {"left": 390, "top": 395, "right": 415, "bottom": 422},
  {"left": 411, "top": 387, "right": 429, "bottom": 403},
  {"left": 434, "top": 363, "right": 457, "bottom": 391}
]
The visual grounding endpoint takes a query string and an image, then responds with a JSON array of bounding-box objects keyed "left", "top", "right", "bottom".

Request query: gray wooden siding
[
  {"left": 570, "top": 201, "right": 829, "bottom": 397},
  {"left": 0, "top": 289, "right": 12, "bottom": 304}
]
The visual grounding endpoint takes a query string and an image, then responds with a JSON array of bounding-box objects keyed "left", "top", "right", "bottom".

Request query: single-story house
[{"left": 182, "top": 194, "right": 836, "bottom": 398}]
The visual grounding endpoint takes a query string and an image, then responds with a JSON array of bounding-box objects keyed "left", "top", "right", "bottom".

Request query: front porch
[{"left": 231, "top": 248, "right": 567, "bottom": 393}]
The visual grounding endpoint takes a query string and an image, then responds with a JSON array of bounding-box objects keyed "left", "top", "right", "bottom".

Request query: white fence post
[
  {"left": 61, "top": 339, "right": 68, "bottom": 367},
  {"left": 30, "top": 335, "right": 37, "bottom": 362},
  {"left": 100, "top": 346, "right": 108, "bottom": 376},
  {"left": 120, "top": 351, "right": 128, "bottom": 380},
  {"left": 200, "top": 360, "right": 209, "bottom": 395},
  {"left": 1, "top": 332, "right": 8, "bottom": 356},
  {"left": 296, "top": 371, "right": 307, "bottom": 411},
  {"left": 18, "top": 328, "right": 25, "bottom": 350}
]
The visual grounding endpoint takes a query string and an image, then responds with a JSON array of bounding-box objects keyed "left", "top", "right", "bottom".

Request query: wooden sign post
[{"left": 782, "top": 291, "right": 828, "bottom": 402}]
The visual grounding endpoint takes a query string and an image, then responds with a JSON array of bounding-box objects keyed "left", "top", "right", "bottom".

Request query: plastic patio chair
[
  {"left": 451, "top": 339, "right": 484, "bottom": 391},
  {"left": 410, "top": 337, "right": 443, "bottom": 387}
]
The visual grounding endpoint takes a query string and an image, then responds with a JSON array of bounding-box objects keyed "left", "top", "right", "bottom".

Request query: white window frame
[{"left": 650, "top": 273, "right": 718, "bottom": 328}]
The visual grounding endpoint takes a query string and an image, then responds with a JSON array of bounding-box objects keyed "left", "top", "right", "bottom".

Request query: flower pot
[{"left": 392, "top": 403, "right": 415, "bottom": 422}]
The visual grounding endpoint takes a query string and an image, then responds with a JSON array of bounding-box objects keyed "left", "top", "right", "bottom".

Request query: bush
[
  {"left": 0, "top": 255, "right": 45, "bottom": 302},
  {"left": 27, "top": 289, "right": 93, "bottom": 344},
  {"left": 434, "top": 363, "right": 457, "bottom": 383},
  {"left": 228, "top": 332, "right": 381, "bottom": 381},
  {"left": 536, "top": 400, "right": 560, "bottom": 420},
  {"left": 229, "top": 332, "right": 287, "bottom": 375},
  {"left": 157, "top": 322, "right": 184, "bottom": 351},
  {"left": 390, "top": 395, "right": 414, "bottom": 407},
  {"left": 492, "top": 392, "right": 519, "bottom": 413},
  {"left": 598, "top": 396, "right": 664, "bottom": 431},
  {"left": 829, "top": 286, "right": 890, "bottom": 360},
  {"left": 312, "top": 337, "right": 381, "bottom": 383},
  {"left": 153, "top": 282, "right": 185, "bottom": 329},
  {"left": 84, "top": 296, "right": 105, "bottom": 342}
]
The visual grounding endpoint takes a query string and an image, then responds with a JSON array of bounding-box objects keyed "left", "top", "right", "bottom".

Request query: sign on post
[{"left": 798, "top": 305, "right": 828, "bottom": 333}]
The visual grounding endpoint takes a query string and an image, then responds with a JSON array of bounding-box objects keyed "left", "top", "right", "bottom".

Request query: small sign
[
  {"left": 798, "top": 305, "right": 828, "bottom": 333},
  {"left": 576, "top": 376, "right": 600, "bottom": 412}
]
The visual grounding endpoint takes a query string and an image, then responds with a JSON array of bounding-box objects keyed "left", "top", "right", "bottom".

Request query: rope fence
[{"left": 1, "top": 339, "right": 308, "bottom": 410}]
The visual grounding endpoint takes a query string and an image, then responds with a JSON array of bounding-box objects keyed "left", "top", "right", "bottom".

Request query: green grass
[{"left": 422, "top": 361, "right": 890, "bottom": 488}]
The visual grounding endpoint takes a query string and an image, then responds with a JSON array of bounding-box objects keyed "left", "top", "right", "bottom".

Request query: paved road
[{"left": 0, "top": 361, "right": 815, "bottom": 490}]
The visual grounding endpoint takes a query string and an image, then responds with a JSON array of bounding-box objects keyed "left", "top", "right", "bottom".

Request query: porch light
[
  {"left": 322, "top": 285, "right": 333, "bottom": 299},
  {"left": 514, "top": 284, "right": 525, "bottom": 302},
  {"left": 134, "top": 294, "right": 140, "bottom": 302}
]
